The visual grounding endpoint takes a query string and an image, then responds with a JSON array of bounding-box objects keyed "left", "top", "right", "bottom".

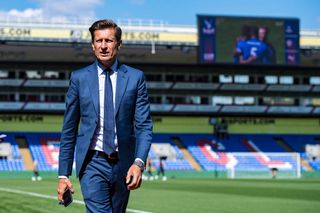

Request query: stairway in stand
[
  {"left": 274, "top": 137, "right": 313, "bottom": 171},
  {"left": 171, "top": 137, "right": 202, "bottom": 171},
  {"left": 15, "top": 136, "right": 34, "bottom": 171}
]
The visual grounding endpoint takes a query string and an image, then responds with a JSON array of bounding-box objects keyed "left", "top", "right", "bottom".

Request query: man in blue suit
[{"left": 57, "top": 19, "right": 153, "bottom": 212}]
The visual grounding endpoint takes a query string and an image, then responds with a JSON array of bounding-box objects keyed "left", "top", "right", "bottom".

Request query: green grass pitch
[{"left": 0, "top": 172, "right": 319, "bottom": 213}]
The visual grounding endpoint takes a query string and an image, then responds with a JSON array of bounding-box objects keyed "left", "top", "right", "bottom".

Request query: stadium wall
[{"left": 1, "top": 114, "right": 320, "bottom": 134}]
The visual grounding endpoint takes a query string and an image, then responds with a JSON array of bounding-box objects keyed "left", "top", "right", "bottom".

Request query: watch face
[{"left": 134, "top": 161, "right": 144, "bottom": 169}]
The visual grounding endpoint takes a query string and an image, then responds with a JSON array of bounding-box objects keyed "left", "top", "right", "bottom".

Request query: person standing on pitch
[
  {"left": 57, "top": 19, "right": 153, "bottom": 212},
  {"left": 32, "top": 160, "right": 42, "bottom": 181}
]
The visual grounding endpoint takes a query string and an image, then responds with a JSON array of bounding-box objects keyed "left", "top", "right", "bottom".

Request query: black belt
[{"left": 89, "top": 150, "right": 119, "bottom": 161}]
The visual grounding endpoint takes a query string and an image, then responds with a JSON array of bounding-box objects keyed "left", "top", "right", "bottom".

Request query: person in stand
[
  {"left": 219, "top": 118, "right": 229, "bottom": 140},
  {"left": 215, "top": 118, "right": 229, "bottom": 140},
  {"left": 57, "top": 19, "right": 153, "bottom": 212}
]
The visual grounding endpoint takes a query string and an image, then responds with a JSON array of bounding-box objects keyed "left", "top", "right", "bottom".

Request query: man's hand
[
  {"left": 126, "top": 164, "right": 142, "bottom": 190},
  {"left": 57, "top": 178, "right": 74, "bottom": 203}
]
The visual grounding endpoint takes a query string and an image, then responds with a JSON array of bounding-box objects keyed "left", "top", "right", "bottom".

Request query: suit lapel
[
  {"left": 115, "top": 64, "right": 128, "bottom": 116},
  {"left": 86, "top": 63, "right": 99, "bottom": 116}
]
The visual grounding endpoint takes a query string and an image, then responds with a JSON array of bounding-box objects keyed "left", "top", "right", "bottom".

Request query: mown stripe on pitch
[{"left": 0, "top": 187, "right": 153, "bottom": 213}]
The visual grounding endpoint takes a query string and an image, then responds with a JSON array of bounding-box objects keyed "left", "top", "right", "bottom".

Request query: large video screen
[{"left": 198, "top": 15, "right": 300, "bottom": 65}]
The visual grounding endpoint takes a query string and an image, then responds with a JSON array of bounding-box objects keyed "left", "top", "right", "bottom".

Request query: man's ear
[
  {"left": 91, "top": 43, "right": 95, "bottom": 51},
  {"left": 117, "top": 40, "right": 122, "bottom": 50}
]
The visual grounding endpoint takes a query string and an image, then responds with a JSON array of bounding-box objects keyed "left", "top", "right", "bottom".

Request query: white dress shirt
[{"left": 90, "top": 60, "right": 118, "bottom": 152}]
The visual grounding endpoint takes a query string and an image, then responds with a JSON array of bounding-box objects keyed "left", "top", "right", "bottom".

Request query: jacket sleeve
[
  {"left": 134, "top": 72, "right": 153, "bottom": 163},
  {"left": 58, "top": 72, "right": 80, "bottom": 176}
]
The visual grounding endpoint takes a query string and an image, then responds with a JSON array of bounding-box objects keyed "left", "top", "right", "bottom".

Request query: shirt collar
[{"left": 96, "top": 59, "right": 118, "bottom": 75}]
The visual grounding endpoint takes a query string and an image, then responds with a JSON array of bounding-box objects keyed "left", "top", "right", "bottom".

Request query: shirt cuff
[
  {"left": 58, "top": 175, "right": 69, "bottom": 179},
  {"left": 135, "top": 158, "right": 144, "bottom": 165}
]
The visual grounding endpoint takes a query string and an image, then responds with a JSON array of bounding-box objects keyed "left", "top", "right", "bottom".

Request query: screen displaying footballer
[{"left": 198, "top": 15, "right": 300, "bottom": 65}]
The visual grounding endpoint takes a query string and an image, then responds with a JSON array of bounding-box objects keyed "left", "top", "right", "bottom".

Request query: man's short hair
[{"left": 89, "top": 19, "right": 122, "bottom": 42}]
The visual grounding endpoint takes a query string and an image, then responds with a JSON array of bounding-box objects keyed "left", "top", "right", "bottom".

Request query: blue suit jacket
[{"left": 58, "top": 61, "right": 153, "bottom": 177}]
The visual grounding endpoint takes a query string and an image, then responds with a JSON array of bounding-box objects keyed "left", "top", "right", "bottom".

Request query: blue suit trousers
[{"left": 79, "top": 151, "right": 130, "bottom": 213}]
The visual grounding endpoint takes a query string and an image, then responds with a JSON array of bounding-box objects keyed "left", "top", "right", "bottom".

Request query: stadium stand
[
  {"left": 1, "top": 132, "right": 318, "bottom": 175},
  {"left": 0, "top": 133, "right": 24, "bottom": 171},
  {"left": 26, "top": 133, "right": 61, "bottom": 171},
  {"left": 148, "top": 139, "right": 194, "bottom": 171},
  {"left": 309, "top": 160, "right": 320, "bottom": 170}
]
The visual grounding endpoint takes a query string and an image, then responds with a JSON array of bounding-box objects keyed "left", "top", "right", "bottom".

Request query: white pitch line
[{"left": 0, "top": 187, "right": 153, "bottom": 213}]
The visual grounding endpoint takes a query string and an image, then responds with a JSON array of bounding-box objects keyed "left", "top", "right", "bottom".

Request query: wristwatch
[{"left": 133, "top": 160, "right": 145, "bottom": 171}]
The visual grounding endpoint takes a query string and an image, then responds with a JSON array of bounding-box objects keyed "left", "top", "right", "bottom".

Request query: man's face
[
  {"left": 258, "top": 28, "right": 267, "bottom": 41},
  {"left": 91, "top": 28, "right": 122, "bottom": 67}
]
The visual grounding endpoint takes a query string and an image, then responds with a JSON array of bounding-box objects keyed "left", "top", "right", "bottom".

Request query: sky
[{"left": 0, "top": 0, "right": 319, "bottom": 29}]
